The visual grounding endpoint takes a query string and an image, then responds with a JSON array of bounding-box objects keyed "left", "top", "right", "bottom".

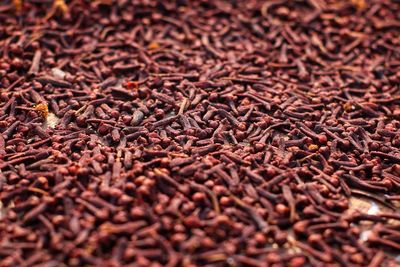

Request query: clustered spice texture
[{"left": 0, "top": 0, "right": 400, "bottom": 266}]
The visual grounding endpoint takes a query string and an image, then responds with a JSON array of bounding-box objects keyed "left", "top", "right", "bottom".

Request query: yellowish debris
[
  {"left": 343, "top": 102, "right": 353, "bottom": 111},
  {"left": 351, "top": 0, "right": 366, "bottom": 10},
  {"left": 148, "top": 42, "right": 160, "bottom": 50},
  {"left": 13, "top": 0, "right": 22, "bottom": 15},
  {"left": 34, "top": 103, "right": 49, "bottom": 118},
  {"left": 126, "top": 81, "right": 139, "bottom": 90},
  {"left": 93, "top": 0, "right": 114, "bottom": 5},
  {"left": 45, "top": 0, "right": 69, "bottom": 21},
  {"left": 308, "top": 144, "right": 319, "bottom": 151}
]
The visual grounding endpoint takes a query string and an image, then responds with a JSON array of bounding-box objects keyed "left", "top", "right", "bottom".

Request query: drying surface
[{"left": 0, "top": 0, "right": 399, "bottom": 266}]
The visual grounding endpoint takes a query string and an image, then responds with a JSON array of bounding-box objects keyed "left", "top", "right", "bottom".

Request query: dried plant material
[
  {"left": 0, "top": 201, "right": 5, "bottom": 220},
  {"left": 178, "top": 97, "right": 188, "bottom": 115},
  {"left": 28, "top": 50, "right": 42, "bottom": 75},
  {"left": 28, "top": 30, "right": 44, "bottom": 47},
  {"left": 28, "top": 187, "right": 49, "bottom": 196},
  {"left": 168, "top": 152, "right": 189, "bottom": 158},
  {"left": 93, "top": 0, "right": 114, "bottom": 5},
  {"left": 2, "top": 1, "right": 400, "bottom": 266}
]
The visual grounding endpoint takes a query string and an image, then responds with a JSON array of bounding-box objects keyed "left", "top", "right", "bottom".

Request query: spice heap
[{"left": 1, "top": 0, "right": 400, "bottom": 266}]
